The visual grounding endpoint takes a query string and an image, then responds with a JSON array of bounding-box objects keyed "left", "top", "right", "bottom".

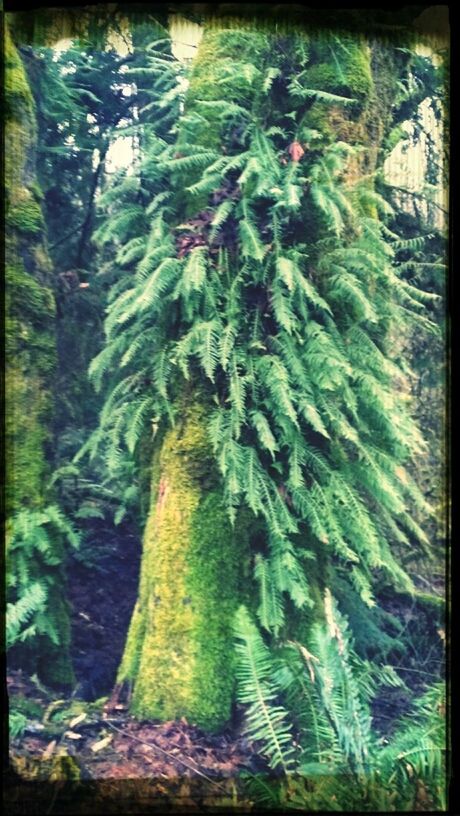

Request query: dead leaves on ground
[{"left": 8, "top": 672, "right": 260, "bottom": 810}]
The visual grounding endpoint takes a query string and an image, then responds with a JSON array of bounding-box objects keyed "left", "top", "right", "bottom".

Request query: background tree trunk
[{"left": 5, "top": 24, "right": 74, "bottom": 687}]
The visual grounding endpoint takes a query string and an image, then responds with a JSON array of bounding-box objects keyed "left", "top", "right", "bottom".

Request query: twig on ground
[{"left": 104, "top": 720, "right": 232, "bottom": 793}]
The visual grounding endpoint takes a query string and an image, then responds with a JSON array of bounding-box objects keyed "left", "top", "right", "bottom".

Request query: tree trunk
[
  {"left": 5, "top": 25, "right": 74, "bottom": 687},
  {"left": 117, "top": 21, "right": 274, "bottom": 732},
  {"left": 117, "top": 394, "right": 251, "bottom": 731}
]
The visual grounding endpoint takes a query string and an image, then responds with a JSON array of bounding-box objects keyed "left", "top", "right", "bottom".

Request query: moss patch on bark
[
  {"left": 5, "top": 25, "right": 74, "bottom": 687},
  {"left": 118, "top": 399, "right": 249, "bottom": 732}
]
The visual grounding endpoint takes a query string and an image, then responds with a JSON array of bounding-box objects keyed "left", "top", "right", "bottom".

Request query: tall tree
[
  {"left": 5, "top": 9, "right": 137, "bottom": 687},
  {"left": 91, "top": 11, "right": 443, "bottom": 732},
  {"left": 4, "top": 24, "right": 78, "bottom": 686}
]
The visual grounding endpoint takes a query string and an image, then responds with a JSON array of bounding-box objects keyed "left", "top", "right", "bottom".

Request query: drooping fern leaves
[
  {"left": 87, "top": 24, "right": 442, "bottom": 641},
  {"left": 6, "top": 506, "right": 80, "bottom": 651},
  {"left": 233, "top": 605, "right": 296, "bottom": 773}
]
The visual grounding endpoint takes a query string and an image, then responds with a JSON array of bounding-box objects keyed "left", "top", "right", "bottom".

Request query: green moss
[
  {"left": 4, "top": 119, "right": 33, "bottom": 192},
  {"left": 176, "top": 27, "right": 270, "bottom": 216},
  {"left": 186, "top": 28, "right": 268, "bottom": 118},
  {"left": 119, "top": 398, "right": 249, "bottom": 732},
  {"left": 304, "top": 35, "right": 373, "bottom": 100},
  {"left": 5, "top": 265, "right": 56, "bottom": 516},
  {"left": 4, "top": 30, "right": 36, "bottom": 190},
  {"left": 185, "top": 490, "right": 247, "bottom": 730},
  {"left": 301, "top": 105, "right": 334, "bottom": 143},
  {"left": 4, "top": 25, "right": 35, "bottom": 118},
  {"left": 6, "top": 262, "right": 55, "bottom": 323},
  {"left": 5, "top": 366, "right": 51, "bottom": 512},
  {"left": 136, "top": 431, "right": 156, "bottom": 529},
  {"left": 8, "top": 198, "right": 45, "bottom": 236},
  {"left": 299, "top": 36, "right": 375, "bottom": 168}
]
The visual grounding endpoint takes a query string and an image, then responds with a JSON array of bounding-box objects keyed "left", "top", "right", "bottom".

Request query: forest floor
[
  {"left": 5, "top": 521, "right": 262, "bottom": 813},
  {"left": 5, "top": 520, "right": 445, "bottom": 814},
  {"left": 6, "top": 668, "right": 259, "bottom": 812}
]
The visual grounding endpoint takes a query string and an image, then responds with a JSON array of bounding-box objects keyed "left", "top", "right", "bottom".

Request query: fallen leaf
[
  {"left": 64, "top": 730, "right": 83, "bottom": 740},
  {"left": 69, "top": 712, "right": 87, "bottom": 728},
  {"left": 91, "top": 734, "right": 113, "bottom": 752},
  {"left": 42, "top": 740, "right": 57, "bottom": 760}
]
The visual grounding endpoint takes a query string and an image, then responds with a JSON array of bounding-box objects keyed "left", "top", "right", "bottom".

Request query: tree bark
[
  {"left": 117, "top": 394, "right": 251, "bottom": 731},
  {"left": 5, "top": 24, "right": 74, "bottom": 687}
]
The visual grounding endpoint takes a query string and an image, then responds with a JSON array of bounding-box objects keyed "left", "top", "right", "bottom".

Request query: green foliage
[
  {"left": 6, "top": 506, "right": 80, "bottom": 659},
  {"left": 9, "top": 711, "right": 28, "bottom": 740},
  {"left": 234, "top": 605, "right": 296, "bottom": 772},
  {"left": 6, "top": 582, "right": 48, "bottom": 650},
  {"left": 87, "top": 24, "right": 441, "bottom": 642},
  {"left": 234, "top": 595, "right": 446, "bottom": 811},
  {"left": 11, "top": 14, "right": 444, "bottom": 802},
  {"left": 8, "top": 694, "right": 45, "bottom": 741},
  {"left": 375, "top": 682, "right": 446, "bottom": 810}
]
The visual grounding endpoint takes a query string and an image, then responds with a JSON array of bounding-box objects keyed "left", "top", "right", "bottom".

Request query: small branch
[
  {"left": 104, "top": 720, "right": 231, "bottom": 792},
  {"left": 386, "top": 185, "right": 448, "bottom": 214},
  {"left": 385, "top": 665, "right": 443, "bottom": 677},
  {"left": 75, "top": 146, "right": 108, "bottom": 268},
  {"left": 49, "top": 223, "right": 86, "bottom": 251}
]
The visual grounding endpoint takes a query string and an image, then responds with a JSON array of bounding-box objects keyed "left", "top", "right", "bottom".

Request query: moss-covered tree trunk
[
  {"left": 117, "top": 15, "right": 412, "bottom": 731},
  {"left": 5, "top": 25, "right": 74, "bottom": 686},
  {"left": 118, "top": 394, "right": 250, "bottom": 731}
]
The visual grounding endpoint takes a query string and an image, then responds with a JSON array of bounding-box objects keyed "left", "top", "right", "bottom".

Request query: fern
[
  {"left": 239, "top": 210, "right": 266, "bottom": 261},
  {"left": 6, "top": 506, "right": 80, "bottom": 653},
  {"left": 254, "top": 554, "right": 285, "bottom": 635},
  {"left": 234, "top": 605, "right": 296, "bottom": 772},
  {"left": 180, "top": 247, "right": 208, "bottom": 296},
  {"left": 6, "top": 582, "right": 47, "bottom": 649}
]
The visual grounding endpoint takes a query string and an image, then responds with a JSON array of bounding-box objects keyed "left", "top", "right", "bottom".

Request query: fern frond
[
  {"left": 254, "top": 554, "right": 285, "bottom": 634},
  {"left": 234, "top": 605, "right": 296, "bottom": 772}
]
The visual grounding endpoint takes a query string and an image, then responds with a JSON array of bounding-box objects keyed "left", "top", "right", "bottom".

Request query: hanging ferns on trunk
[
  {"left": 81, "top": 10, "right": 445, "bottom": 803},
  {"left": 89, "top": 22, "right": 439, "bottom": 632}
]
